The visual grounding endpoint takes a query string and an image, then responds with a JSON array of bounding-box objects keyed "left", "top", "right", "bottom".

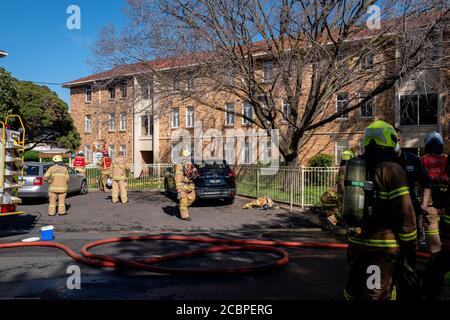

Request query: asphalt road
[{"left": 0, "top": 191, "right": 447, "bottom": 300}]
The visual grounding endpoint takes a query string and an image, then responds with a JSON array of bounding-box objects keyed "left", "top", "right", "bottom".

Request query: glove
[{"left": 396, "top": 250, "right": 420, "bottom": 300}]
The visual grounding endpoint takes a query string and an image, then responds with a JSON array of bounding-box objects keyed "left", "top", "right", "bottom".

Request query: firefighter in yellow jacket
[
  {"left": 111, "top": 151, "right": 129, "bottom": 204},
  {"left": 44, "top": 155, "right": 70, "bottom": 216},
  {"left": 175, "top": 149, "right": 199, "bottom": 221},
  {"left": 344, "top": 121, "right": 418, "bottom": 300}
]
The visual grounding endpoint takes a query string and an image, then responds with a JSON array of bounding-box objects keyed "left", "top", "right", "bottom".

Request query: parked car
[
  {"left": 18, "top": 162, "right": 88, "bottom": 199},
  {"left": 165, "top": 159, "right": 236, "bottom": 204}
]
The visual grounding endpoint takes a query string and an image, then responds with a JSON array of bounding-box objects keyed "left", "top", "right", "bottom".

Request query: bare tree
[{"left": 91, "top": 0, "right": 449, "bottom": 165}]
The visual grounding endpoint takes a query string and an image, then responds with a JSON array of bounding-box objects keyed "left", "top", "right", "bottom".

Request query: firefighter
[
  {"left": 320, "top": 150, "right": 354, "bottom": 227},
  {"left": 175, "top": 149, "right": 199, "bottom": 221},
  {"left": 98, "top": 150, "right": 112, "bottom": 192},
  {"left": 111, "top": 151, "right": 129, "bottom": 204},
  {"left": 343, "top": 120, "right": 417, "bottom": 300},
  {"left": 72, "top": 151, "right": 87, "bottom": 175},
  {"left": 420, "top": 132, "right": 446, "bottom": 253},
  {"left": 44, "top": 155, "right": 70, "bottom": 216},
  {"left": 395, "top": 128, "right": 431, "bottom": 245}
]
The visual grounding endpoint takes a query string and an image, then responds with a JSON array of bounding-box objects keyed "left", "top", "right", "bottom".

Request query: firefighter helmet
[
  {"left": 182, "top": 149, "right": 191, "bottom": 158},
  {"left": 341, "top": 150, "right": 355, "bottom": 161},
  {"left": 106, "top": 177, "right": 113, "bottom": 189},
  {"left": 362, "top": 120, "right": 398, "bottom": 149},
  {"left": 424, "top": 131, "right": 444, "bottom": 155},
  {"left": 77, "top": 151, "right": 84, "bottom": 156},
  {"left": 52, "top": 155, "right": 63, "bottom": 163}
]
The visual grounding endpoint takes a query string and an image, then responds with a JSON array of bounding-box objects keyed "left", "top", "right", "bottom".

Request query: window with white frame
[
  {"left": 171, "top": 108, "right": 179, "bottom": 128},
  {"left": 141, "top": 114, "right": 154, "bottom": 136},
  {"left": 359, "top": 93, "right": 373, "bottom": 119},
  {"left": 225, "top": 103, "right": 235, "bottom": 126},
  {"left": 108, "top": 112, "right": 115, "bottom": 132},
  {"left": 336, "top": 93, "right": 349, "bottom": 118},
  {"left": 142, "top": 78, "right": 154, "bottom": 100},
  {"left": 361, "top": 53, "right": 374, "bottom": 69},
  {"left": 262, "top": 60, "right": 273, "bottom": 83},
  {"left": 120, "top": 144, "right": 127, "bottom": 158},
  {"left": 119, "top": 112, "right": 127, "bottom": 131},
  {"left": 108, "top": 86, "right": 115, "bottom": 100},
  {"left": 335, "top": 140, "right": 349, "bottom": 165},
  {"left": 85, "top": 115, "right": 91, "bottom": 133},
  {"left": 282, "top": 100, "right": 292, "bottom": 122},
  {"left": 85, "top": 86, "right": 92, "bottom": 102},
  {"left": 85, "top": 144, "right": 91, "bottom": 163},
  {"left": 187, "top": 71, "right": 195, "bottom": 91},
  {"left": 242, "top": 103, "right": 253, "bottom": 125},
  {"left": 243, "top": 139, "right": 251, "bottom": 164},
  {"left": 109, "top": 144, "right": 116, "bottom": 160},
  {"left": 186, "top": 107, "right": 194, "bottom": 128},
  {"left": 120, "top": 85, "right": 127, "bottom": 98},
  {"left": 399, "top": 93, "right": 438, "bottom": 126}
]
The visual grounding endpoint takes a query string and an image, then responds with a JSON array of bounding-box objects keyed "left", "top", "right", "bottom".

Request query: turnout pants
[
  {"left": 112, "top": 180, "right": 128, "bottom": 204},
  {"left": 178, "top": 190, "right": 196, "bottom": 219},
  {"left": 424, "top": 208, "right": 441, "bottom": 253},
  {"left": 344, "top": 246, "right": 397, "bottom": 300},
  {"left": 48, "top": 192, "right": 67, "bottom": 216}
]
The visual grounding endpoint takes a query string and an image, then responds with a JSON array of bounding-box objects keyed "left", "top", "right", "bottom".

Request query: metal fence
[
  {"left": 86, "top": 164, "right": 172, "bottom": 191},
  {"left": 235, "top": 166, "right": 339, "bottom": 208},
  {"left": 86, "top": 164, "right": 338, "bottom": 208}
]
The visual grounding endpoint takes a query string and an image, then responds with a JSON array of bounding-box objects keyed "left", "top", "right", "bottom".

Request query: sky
[{"left": 0, "top": 0, "right": 126, "bottom": 105}]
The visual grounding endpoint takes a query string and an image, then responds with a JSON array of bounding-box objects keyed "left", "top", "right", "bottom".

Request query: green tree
[
  {"left": 0, "top": 68, "right": 21, "bottom": 118},
  {"left": 0, "top": 67, "right": 81, "bottom": 150},
  {"left": 15, "top": 80, "right": 80, "bottom": 150}
]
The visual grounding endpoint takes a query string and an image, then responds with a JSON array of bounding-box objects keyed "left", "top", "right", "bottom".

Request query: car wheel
[
  {"left": 223, "top": 197, "right": 235, "bottom": 205},
  {"left": 79, "top": 180, "right": 88, "bottom": 195}
]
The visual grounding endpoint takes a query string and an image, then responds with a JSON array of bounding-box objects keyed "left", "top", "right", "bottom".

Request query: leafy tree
[
  {"left": 15, "top": 80, "right": 81, "bottom": 150},
  {"left": 0, "top": 68, "right": 20, "bottom": 119}
]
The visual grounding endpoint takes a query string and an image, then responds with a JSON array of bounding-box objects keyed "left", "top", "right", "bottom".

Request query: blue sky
[{"left": 0, "top": 0, "right": 126, "bottom": 105}]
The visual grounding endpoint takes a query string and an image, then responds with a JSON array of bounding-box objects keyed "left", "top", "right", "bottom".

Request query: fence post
[
  {"left": 256, "top": 167, "right": 260, "bottom": 198},
  {"left": 290, "top": 170, "right": 293, "bottom": 212},
  {"left": 301, "top": 166, "right": 305, "bottom": 208}
]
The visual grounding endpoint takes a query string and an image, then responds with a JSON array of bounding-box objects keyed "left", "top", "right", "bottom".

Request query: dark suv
[{"left": 165, "top": 160, "right": 236, "bottom": 204}]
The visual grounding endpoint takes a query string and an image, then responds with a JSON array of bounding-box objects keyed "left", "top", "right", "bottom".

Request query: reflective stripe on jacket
[
  {"left": 111, "top": 158, "right": 128, "bottom": 181},
  {"left": 44, "top": 164, "right": 69, "bottom": 193}
]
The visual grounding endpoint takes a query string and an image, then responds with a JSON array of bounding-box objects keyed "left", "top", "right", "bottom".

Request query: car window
[
  {"left": 43, "top": 165, "right": 51, "bottom": 174},
  {"left": 24, "top": 165, "right": 40, "bottom": 176}
]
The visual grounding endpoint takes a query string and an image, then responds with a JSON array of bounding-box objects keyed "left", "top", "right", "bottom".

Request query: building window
[
  {"left": 186, "top": 107, "right": 194, "bottom": 128},
  {"left": 119, "top": 112, "right": 127, "bottom": 131},
  {"left": 336, "top": 93, "right": 349, "bottom": 118},
  {"left": 120, "top": 85, "right": 127, "bottom": 98},
  {"left": 108, "top": 86, "right": 115, "bottom": 100},
  {"left": 242, "top": 103, "right": 253, "bottom": 125},
  {"left": 109, "top": 112, "right": 115, "bottom": 132},
  {"left": 359, "top": 94, "right": 374, "bottom": 119},
  {"left": 225, "top": 103, "right": 235, "bottom": 126},
  {"left": 171, "top": 108, "right": 180, "bottom": 128},
  {"left": 335, "top": 140, "right": 350, "bottom": 165},
  {"left": 282, "top": 100, "right": 292, "bottom": 123},
  {"left": 85, "top": 115, "right": 91, "bottom": 133},
  {"left": 243, "top": 139, "right": 251, "bottom": 164},
  {"left": 400, "top": 93, "right": 438, "bottom": 126},
  {"left": 120, "top": 144, "right": 127, "bottom": 158},
  {"left": 141, "top": 114, "right": 154, "bottom": 136},
  {"left": 172, "top": 75, "right": 180, "bottom": 91},
  {"left": 361, "top": 53, "right": 374, "bottom": 69},
  {"left": 85, "top": 144, "right": 91, "bottom": 162},
  {"left": 108, "top": 144, "right": 116, "bottom": 160},
  {"left": 262, "top": 60, "right": 273, "bottom": 83},
  {"left": 85, "top": 86, "right": 92, "bottom": 102},
  {"left": 187, "top": 71, "right": 195, "bottom": 91}
]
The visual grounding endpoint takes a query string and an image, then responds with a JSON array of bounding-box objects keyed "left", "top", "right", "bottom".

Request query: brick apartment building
[{"left": 63, "top": 29, "right": 449, "bottom": 166}]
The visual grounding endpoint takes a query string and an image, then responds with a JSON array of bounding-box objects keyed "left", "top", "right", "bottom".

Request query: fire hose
[{"left": 0, "top": 235, "right": 432, "bottom": 274}]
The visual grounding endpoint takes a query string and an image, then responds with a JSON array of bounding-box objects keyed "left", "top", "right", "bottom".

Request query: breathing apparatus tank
[{"left": 342, "top": 156, "right": 372, "bottom": 235}]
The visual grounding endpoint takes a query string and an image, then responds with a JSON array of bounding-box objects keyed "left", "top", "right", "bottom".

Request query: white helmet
[
  {"left": 106, "top": 177, "right": 113, "bottom": 189},
  {"left": 182, "top": 149, "right": 191, "bottom": 158}
]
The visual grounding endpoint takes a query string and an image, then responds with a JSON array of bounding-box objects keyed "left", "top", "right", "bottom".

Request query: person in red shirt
[
  {"left": 72, "top": 151, "right": 86, "bottom": 175},
  {"left": 98, "top": 150, "right": 112, "bottom": 192}
]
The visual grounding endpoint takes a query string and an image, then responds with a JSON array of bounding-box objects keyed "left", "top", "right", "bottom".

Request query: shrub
[
  {"left": 23, "top": 150, "right": 40, "bottom": 162},
  {"left": 308, "top": 154, "right": 333, "bottom": 167}
]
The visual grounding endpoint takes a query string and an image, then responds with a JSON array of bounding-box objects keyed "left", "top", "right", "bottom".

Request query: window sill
[
  {"left": 85, "top": 101, "right": 92, "bottom": 104},
  {"left": 119, "top": 129, "right": 127, "bottom": 132},
  {"left": 225, "top": 124, "right": 235, "bottom": 127},
  {"left": 108, "top": 130, "right": 116, "bottom": 133},
  {"left": 84, "top": 131, "right": 92, "bottom": 134}
]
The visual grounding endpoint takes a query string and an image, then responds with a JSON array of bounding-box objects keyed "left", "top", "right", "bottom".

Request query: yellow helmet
[
  {"left": 362, "top": 120, "right": 398, "bottom": 149},
  {"left": 182, "top": 149, "right": 191, "bottom": 158},
  {"left": 53, "top": 155, "right": 63, "bottom": 162},
  {"left": 341, "top": 150, "right": 355, "bottom": 161}
]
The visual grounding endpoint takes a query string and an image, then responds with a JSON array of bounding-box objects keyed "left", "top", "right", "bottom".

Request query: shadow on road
[{"left": 0, "top": 212, "right": 41, "bottom": 238}]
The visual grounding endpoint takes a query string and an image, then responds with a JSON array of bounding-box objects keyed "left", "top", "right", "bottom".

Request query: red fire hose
[{"left": 0, "top": 235, "right": 431, "bottom": 275}]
